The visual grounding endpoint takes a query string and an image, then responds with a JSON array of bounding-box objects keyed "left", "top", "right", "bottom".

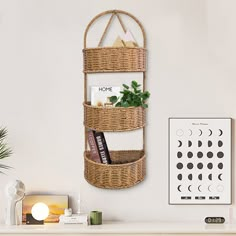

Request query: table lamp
[{"left": 26, "top": 202, "right": 49, "bottom": 225}]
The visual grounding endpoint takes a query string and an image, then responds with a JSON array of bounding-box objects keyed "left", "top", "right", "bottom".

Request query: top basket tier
[{"left": 83, "top": 10, "right": 147, "bottom": 73}]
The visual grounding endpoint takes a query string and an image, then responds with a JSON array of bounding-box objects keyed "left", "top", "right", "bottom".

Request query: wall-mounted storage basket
[
  {"left": 83, "top": 47, "right": 146, "bottom": 73},
  {"left": 83, "top": 10, "right": 146, "bottom": 73},
  {"left": 83, "top": 102, "right": 145, "bottom": 131},
  {"left": 83, "top": 10, "right": 147, "bottom": 189},
  {"left": 84, "top": 150, "right": 145, "bottom": 189}
]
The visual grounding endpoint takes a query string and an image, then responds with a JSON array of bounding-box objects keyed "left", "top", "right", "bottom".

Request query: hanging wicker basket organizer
[
  {"left": 84, "top": 150, "right": 146, "bottom": 189},
  {"left": 83, "top": 10, "right": 147, "bottom": 189},
  {"left": 83, "top": 10, "right": 147, "bottom": 73},
  {"left": 84, "top": 102, "right": 146, "bottom": 131}
]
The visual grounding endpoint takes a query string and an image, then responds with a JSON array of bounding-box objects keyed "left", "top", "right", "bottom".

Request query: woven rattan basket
[
  {"left": 83, "top": 10, "right": 146, "bottom": 73},
  {"left": 83, "top": 47, "right": 146, "bottom": 73},
  {"left": 84, "top": 150, "right": 145, "bottom": 189},
  {"left": 84, "top": 102, "right": 145, "bottom": 131},
  {"left": 83, "top": 10, "right": 147, "bottom": 189}
]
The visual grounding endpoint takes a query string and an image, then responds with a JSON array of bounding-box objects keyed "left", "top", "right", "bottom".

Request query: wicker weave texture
[
  {"left": 83, "top": 47, "right": 146, "bottom": 73},
  {"left": 84, "top": 150, "right": 145, "bottom": 189},
  {"left": 84, "top": 102, "right": 145, "bottom": 131}
]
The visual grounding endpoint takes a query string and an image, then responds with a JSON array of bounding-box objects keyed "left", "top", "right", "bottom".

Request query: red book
[{"left": 87, "top": 130, "right": 101, "bottom": 163}]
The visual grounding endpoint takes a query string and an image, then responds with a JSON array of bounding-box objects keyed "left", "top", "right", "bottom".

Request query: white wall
[{"left": 0, "top": 0, "right": 236, "bottom": 223}]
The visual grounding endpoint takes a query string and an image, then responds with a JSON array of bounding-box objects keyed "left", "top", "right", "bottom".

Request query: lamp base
[{"left": 26, "top": 214, "right": 44, "bottom": 225}]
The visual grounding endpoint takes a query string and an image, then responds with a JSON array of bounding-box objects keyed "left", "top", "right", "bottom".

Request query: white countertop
[{"left": 0, "top": 221, "right": 236, "bottom": 234}]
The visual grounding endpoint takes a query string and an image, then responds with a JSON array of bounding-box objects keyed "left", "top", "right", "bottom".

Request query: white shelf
[{"left": 0, "top": 221, "right": 236, "bottom": 234}]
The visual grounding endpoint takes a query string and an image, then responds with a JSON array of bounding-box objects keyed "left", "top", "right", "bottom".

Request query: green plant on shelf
[
  {"left": 0, "top": 127, "right": 12, "bottom": 174},
  {"left": 109, "top": 80, "right": 150, "bottom": 108}
]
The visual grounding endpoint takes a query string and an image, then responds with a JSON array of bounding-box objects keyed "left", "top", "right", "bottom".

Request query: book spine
[
  {"left": 93, "top": 131, "right": 111, "bottom": 164},
  {"left": 87, "top": 130, "right": 102, "bottom": 163}
]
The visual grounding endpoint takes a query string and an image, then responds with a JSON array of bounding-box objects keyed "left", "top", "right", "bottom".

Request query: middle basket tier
[{"left": 83, "top": 102, "right": 146, "bottom": 131}]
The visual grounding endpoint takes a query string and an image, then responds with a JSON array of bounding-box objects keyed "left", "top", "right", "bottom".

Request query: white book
[
  {"left": 59, "top": 214, "right": 88, "bottom": 224},
  {"left": 91, "top": 86, "right": 120, "bottom": 107}
]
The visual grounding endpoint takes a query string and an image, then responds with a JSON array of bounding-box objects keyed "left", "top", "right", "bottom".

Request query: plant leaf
[
  {"left": 0, "top": 164, "right": 12, "bottom": 169},
  {"left": 122, "top": 84, "right": 129, "bottom": 89},
  {"left": 115, "top": 102, "right": 121, "bottom": 107},
  {"left": 142, "top": 104, "right": 148, "bottom": 108},
  {"left": 109, "top": 96, "right": 118, "bottom": 104},
  {"left": 0, "top": 128, "right": 7, "bottom": 143}
]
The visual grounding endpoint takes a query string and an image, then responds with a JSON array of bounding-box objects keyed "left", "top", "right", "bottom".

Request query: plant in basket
[
  {"left": 109, "top": 80, "right": 150, "bottom": 108},
  {"left": 0, "top": 127, "right": 12, "bottom": 174}
]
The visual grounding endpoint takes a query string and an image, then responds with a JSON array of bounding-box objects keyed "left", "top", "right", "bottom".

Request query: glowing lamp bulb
[{"left": 31, "top": 202, "right": 49, "bottom": 221}]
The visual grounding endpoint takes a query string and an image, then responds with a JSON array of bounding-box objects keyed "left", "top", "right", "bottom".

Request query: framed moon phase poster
[{"left": 168, "top": 118, "right": 231, "bottom": 205}]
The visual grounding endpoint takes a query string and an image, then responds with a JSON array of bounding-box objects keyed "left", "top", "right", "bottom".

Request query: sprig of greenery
[
  {"left": 110, "top": 80, "right": 150, "bottom": 108},
  {"left": 0, "top": 127, "right": 12, "bottom": 174}
]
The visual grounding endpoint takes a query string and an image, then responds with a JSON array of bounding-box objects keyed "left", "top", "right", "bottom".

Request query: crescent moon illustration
[
  {"left": 219, "top": 129, "right": 223, "bottom": 136},
  {"left": 208, "top": 185, "right": 212, "bottom": 192},
  {"left": 208, "top": 173, "right": 212, "bottom": 181},
  {"left": 178, "top": 140, "right": 182, "bottom": 147},
  {"left": 188, "top": 140, "right": 192, "bottom": 147},
  {"left": 177, "top": 185, "right": 182, "bottom": 192},
  {"left": 199, "top": 129, "right": 203, "bottom": 136},
  {"left": 188, "top": 174, "right": 193, "bottom": 180},
  {"left": 188, "top": 185, "right": 192, "bottom": 192},
  {"left": 208, "top": 140, "right": 212, "bottom": 147},
  {"left": 198, "top": 140, "right": 202, "bottom": 147},
  {"left": 189, "top": 129, "right": 192, "bottom": 136},
  {"left": 198, "top": 174, "right": 202, "bottom": 180},
  {"left": 209, "top": 129, "right": 212, "bottom": 136},
  {"left": 218, "top": 173, "right": 223, "bottom": 181},
  {"left": 198, "top": 185, "right": 202, "bottom": 192}
]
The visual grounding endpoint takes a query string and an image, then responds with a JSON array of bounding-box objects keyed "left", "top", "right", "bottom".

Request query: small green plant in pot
[
  {"left": 0, "top": 127, "right": 12, "bottom": 174},
  {"left": 109, "top": 80, "right": 150, "bottom": 108}
]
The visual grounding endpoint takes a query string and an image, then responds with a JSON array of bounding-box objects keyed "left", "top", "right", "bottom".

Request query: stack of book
[
  {"left": 59, "top": 214, "right": 88, "bottom": 225},
  {"left": 88, "top": 130, "right": 111, "bottom": 164}
]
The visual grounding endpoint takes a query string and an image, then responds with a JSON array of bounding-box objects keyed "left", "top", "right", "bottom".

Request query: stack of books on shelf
[
  {"left": 59, "top": 213, "right": 88, "bottom": 225},
  {"left": 88, "top": 130, "right": 111, "bottom": 164}
]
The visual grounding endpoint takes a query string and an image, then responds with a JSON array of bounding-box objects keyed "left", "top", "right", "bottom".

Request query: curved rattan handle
[{"left": 84, "top": 10, "right": 146, "bottom": 48}]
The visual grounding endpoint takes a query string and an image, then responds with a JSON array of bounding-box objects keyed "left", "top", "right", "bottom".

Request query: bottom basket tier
[{"left": 84, "top": 150, "right": 146, "bottom": 189}]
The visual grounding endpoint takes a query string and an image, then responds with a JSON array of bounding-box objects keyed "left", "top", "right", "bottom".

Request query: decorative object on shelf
[
  {"left": 22, "top": 195, "right": 68, "bottom": 223},
  {"left": 64, "top": 208, "right": 73, "bottom": 217},
  {"left": 110, "top": 80, "right": 150, "bottom": 108},
  {"left": 0, "top": 127, "right": 12, "bottom": 174},
  {"left": 90, "top": 211, "right": 102, "bottom": 225},
  {"left": 83, "top": 10, "right": 147, "bottom": 189},
  {"left": 205, "top": 217, "right": 225, "bottom": 224},
  {"left": 26, "top": 202, "right": 49, "bottom": 225},
  {"left": 169, "top": 118, "right": 231, "bottom": 205},
  {"left": 112, "top": 29, "right": 138, "bottom": 47},
  {"left": 5, "top": 180, "right": 25, "bottom": 225}
]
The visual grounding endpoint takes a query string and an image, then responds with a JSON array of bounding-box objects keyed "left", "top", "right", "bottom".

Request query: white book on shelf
[
  {"left": 59, "top": 213, "right": 88, "bottom": 225},
  {"left": 90, "top": 86, "right": 120, "bottom": 107}
]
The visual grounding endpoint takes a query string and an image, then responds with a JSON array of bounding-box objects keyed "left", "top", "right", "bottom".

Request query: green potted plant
[
  {"left": 0, "top": 127, "right": 12, "bottom": 174},
  {"left": 110, "top": 80, "right": 150, "bottom": 108}
]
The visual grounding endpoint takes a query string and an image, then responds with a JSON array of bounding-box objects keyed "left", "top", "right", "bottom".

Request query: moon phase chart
[{"left": 169, "top": 118, "right": 231, "bottom": 205}]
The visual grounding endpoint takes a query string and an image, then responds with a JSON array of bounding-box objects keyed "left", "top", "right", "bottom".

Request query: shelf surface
[{"left": 1, "top": 221, "right": 236, "bottom": 234}]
